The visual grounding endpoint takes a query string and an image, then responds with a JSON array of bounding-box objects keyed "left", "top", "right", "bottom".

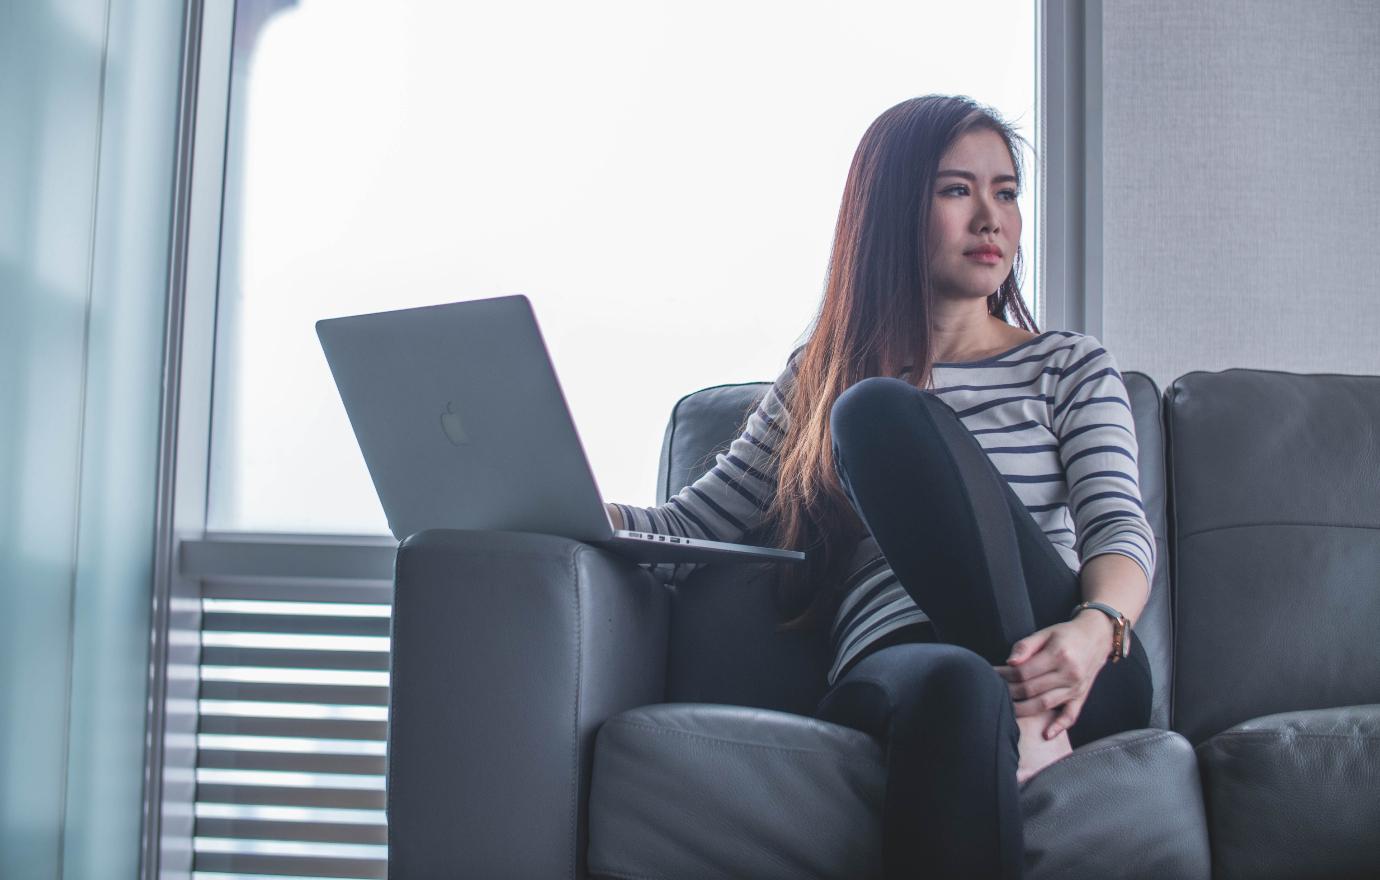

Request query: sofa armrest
[{"left": 387, "top": 529, "right": 669, "bottom": 879}]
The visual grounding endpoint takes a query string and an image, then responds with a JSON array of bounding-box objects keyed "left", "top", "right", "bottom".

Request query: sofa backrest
[
  {"left": 1165, "top": 368, "right": 1380, "bottom": 744},
  {"left": 657, "top": 381, "right": 832, "bottom": 716},
  {"left": 1124, "top": 372, "right": 1173, "bottom": 729},
  {"left": 658, "top": 372, "right": 1175, "bottom": 728}
]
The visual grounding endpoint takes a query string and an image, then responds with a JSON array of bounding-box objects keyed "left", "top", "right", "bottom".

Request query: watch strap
[{"left": 1070, "top": 601, "right": 1131, "bottom": 662}]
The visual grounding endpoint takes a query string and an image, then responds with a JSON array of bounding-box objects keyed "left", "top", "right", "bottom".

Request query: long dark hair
[{"left": 764, "top": 94, "right": 1039, "bottom": 631}]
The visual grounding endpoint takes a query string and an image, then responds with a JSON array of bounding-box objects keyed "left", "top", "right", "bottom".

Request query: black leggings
[{"left": 814, "top": 377, "right": 1152, "bottom": 880}]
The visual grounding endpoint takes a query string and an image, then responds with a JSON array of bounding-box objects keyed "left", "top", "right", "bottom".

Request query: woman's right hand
[{"left": 604, "top": 502, "right": 624, "bottom": 530}]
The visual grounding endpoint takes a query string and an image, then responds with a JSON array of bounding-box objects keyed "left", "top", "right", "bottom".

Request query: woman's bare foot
[{"left": 1015, "top": 708, "right": 1072, "bottom": 785}]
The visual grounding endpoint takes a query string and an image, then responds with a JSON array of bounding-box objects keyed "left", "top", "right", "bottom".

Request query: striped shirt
[{"left": 611, "top": 330, "right": 1157, "bottom": 686}]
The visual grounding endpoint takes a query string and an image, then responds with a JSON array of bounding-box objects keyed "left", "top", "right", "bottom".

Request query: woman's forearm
[
  {"left": 605, "top": 502, "right": 624, "bottom": 530},
  {"left": 1073, "top": 552, "right": 1152, "bottom": 651}
]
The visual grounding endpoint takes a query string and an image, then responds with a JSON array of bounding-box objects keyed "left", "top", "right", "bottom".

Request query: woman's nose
[{"left": 971, "top": 198, "right": 998, "bottom": 233}]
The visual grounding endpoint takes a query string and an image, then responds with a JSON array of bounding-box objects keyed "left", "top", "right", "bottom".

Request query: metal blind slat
[
  {"left": 191, "top": 850, "right": 385, "bottom": 879},
  {"left": 199, "top": 681, "right": 389, "bottom": 706},
  {"left": 202, "top": 613, "right": 391, "bottom": 637},
  {"left": 199, "top": 716, "right": 388, "bottom": 741},
  {"left": 202, "top": 576, "right": 393, "bottom": 604},
  {"left": 202, "top": 667, "right": 390, "bottom": 687},
  {"left": 201, "top": 646, "right": 391, "bottom": 671},
  {"left": 196, "top": 783, "right": 385, "bottom": 811},
  {"left": 198, "top": 749, "right": 385, "bottom": 776},
  {"left": 195, "top": 803, "right": 386, "bottom": 823},
  {"left": 194, "top": 817, "right": 387, "bottom": 844},
  {"left": 201, "top": 632, "right": 389, "bottom": 652}
]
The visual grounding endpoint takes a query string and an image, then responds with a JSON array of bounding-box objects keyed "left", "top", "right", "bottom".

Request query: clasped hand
[{"left": 993, "top": 614, "right": 1114, "bottom": 740}]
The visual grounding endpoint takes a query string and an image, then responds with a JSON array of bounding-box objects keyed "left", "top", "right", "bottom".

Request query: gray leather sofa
[{"left": 386, "top": 368, "right": 1380, "bottom": 879}]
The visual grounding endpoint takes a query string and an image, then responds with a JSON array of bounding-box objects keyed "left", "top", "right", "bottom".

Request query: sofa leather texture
[
  {"left": 588, "top": 704, "right": 885, "bottom": 880},
  {"left": 1196, "top": 704, "right": 1380, "bottom": 879},
  {"left": 1167, "top": 370, "right": 1380, "bottom": 745},
  {"left": 588, "top": 704, "right": 1210, "bottom": 880},
  {"left": 388, "top": 530, "right": 669, "bottom": 878},
  {"left": 1019, "top": 727, "right": 1210, "bottom": 880}
]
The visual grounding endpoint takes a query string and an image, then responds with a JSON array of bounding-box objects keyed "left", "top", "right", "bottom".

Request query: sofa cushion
[
  {"left": 588, "top": 704, "right": 1209, "bottom": 880},
  {"left": 1195, "top": 704, "right": 1380, "bottom": 880},
  {"left": 588, "top": 704, "right": 884, "bottom": 879},
  {"left": 1019, "top": 727, "right": 1210, "bottom": 879},
  {"left": 1167, "top": 370, "right": 1380, "bottom": 744}
]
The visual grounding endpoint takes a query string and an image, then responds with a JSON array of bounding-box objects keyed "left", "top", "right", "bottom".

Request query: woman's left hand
[{"left": 993, "top": 613, "right": 1115, "bottom": 739}]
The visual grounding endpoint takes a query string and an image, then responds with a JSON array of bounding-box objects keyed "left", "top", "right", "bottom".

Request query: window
[
  {"left": 188, "top": 3, "right": 1038, "bottom": 876},
  {"left": 208, "top": 0, "right": 1038, "bottom": 535}
]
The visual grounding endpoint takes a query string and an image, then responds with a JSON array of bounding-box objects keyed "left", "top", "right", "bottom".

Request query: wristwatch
[{"left": 1070, "top": 601, "right": 1131, "bottom": 663}]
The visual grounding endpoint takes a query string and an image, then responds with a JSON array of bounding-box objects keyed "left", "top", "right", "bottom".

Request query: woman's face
[{"left": 924, "top": 128, "right": 1022, "bottom": 303}]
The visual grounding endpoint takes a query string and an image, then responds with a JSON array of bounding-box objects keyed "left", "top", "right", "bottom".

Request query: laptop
[{"left": 315, "top": 294, "right": 805, "bottom": 566}]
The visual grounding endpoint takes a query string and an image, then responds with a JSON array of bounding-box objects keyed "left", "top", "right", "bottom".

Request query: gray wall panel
[{"left": 1101, "top": 0, "right": 1380, "bottom": 385}]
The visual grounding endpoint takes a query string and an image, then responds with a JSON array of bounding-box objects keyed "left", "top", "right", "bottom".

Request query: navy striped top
[{"left": 611, "top": 330, "right": 1157, "bottom": 686}]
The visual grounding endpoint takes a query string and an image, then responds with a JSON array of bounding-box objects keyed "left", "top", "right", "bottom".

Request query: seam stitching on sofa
[
  {"left": 664, "top": 392, "right": 686, "bottom": 503},
  {"left": 412, "top": 548, "right": 576, "bottom": 564},
  {"left": 1205, "top": 731, "right": 1380, "bottom": 742},
  {"left": 588, "top": 869, "right": 661, "bottom": 880},
  {"left": 386, "top": 553, "right": 403, "bottom": 853},
  {"left": 1164, "top": 380, "right": 1181, "bottom": 733},
  {"left": 1041, "top": 730, "right": 1177, "bottom": 774},
  {"left": 1131, "top": 368, "right": 1170, "bottom": 733},
  {"left": 570, "top": 545, "right": 581, "bottom": 879},
  {"left": 1178, "top": 520, "right": 1380, "bottom": 540},
  {"left": 607, "top": 719, "right": 881, "bottom": 765}
]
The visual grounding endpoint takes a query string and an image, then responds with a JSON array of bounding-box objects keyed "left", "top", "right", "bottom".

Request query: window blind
[{"left": 192, "top": 577, "right": 393, "bottom": 880}]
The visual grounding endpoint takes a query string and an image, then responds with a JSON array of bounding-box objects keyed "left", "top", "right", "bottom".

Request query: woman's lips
[{"left": 965, "top": 252, "right": 1002, "bottom": 264}]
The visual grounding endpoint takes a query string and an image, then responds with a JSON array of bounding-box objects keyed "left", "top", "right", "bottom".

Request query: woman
[{"left": 605, "top": 94, "right": 1155, "bottom": 880}]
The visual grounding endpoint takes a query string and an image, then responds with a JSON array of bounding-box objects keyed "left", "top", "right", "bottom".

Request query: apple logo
[{"left": 440, "top": 401, "right": 470, "bottom": 446}]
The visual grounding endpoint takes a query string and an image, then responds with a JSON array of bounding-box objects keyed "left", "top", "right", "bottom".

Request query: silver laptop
[{"left": 315, "top": 294, "right": 805, "bottom": 566}]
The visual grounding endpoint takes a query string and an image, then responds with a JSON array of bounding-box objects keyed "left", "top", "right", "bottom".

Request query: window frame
[{"left": 1036, "top": 0, "right": 1104, "bottom": 337}]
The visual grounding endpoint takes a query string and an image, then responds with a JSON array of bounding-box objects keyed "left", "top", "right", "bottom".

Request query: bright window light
[{"left": 209, "top": 0, "right": 1037, "bottom": 533}]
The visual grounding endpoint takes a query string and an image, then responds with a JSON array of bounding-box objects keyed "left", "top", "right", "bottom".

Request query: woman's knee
[
  {"left": 851, "top": 642, "right": 1006, "bottom": 714},
  {"left": 831, "top": 377, "right": 910, "bottom": 437},
  {"left": 830, "top": 376, "right": 946, "bottom": 455}
]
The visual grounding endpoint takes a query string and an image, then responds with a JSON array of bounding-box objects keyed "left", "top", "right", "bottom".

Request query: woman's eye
[{"left": 941, "top": 185, "right": 1020, "bottom": 200}]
